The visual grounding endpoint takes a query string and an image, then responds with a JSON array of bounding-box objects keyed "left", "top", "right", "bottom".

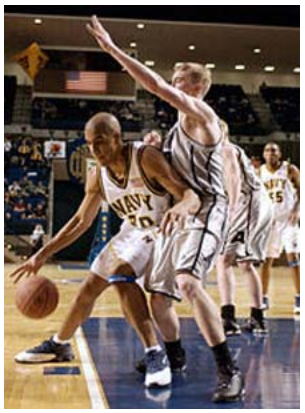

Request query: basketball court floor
[{"left": 4, "top": 263, "right": 300, "bottom": 409}]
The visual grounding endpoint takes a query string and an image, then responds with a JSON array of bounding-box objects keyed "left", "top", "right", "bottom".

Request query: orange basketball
[{"left": 15, "top": 276, "right": 59, "bottom": 319}]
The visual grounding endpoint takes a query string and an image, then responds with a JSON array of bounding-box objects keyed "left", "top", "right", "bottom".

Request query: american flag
[{"left": 65, "top": 71, "right": 107, "bottom": 93}]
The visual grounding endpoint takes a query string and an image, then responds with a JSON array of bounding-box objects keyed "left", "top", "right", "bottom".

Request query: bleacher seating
[
  {"left": 206, "top": 84, "right": 260, "bottom": 135},
  {"left": 260, "top": 86, "right": 300, "bottom": 132},
  {"left": 4, "top": 135, "right": 50, "bottom": 235},
  {"left": 32, "top": 98, "right": 143, "bottom": 132}
]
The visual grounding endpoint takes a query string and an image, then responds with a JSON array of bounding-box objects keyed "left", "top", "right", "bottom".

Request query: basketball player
[
  {"left": 87, "top": 16, "right": 244, "bottom": 402},
  {"left": 260, "top": 143, "right": 300, "bottom": 313},
  {"left": 216, "top": 121, "right": 272, "bottom": 335},
  {"left": 10, "top": 112, "right": 201, "bottom": 388}
]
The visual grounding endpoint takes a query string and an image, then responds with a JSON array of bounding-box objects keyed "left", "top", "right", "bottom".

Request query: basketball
[{"left": 15, "top": 276, "right": 59, "bottom": 319}]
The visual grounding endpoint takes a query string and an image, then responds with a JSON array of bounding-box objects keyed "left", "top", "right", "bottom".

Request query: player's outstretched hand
[
  {"left": 9, "top": 253, "right": 47, "bottom": 284},
  {"left": 86, "top": 15, "right": 115, "bottom": 53},
  {"left": 160, "top": 204, "right": 188, "bottom": 236},
  {"left": 143, "top": 131, "right": 163, "bottom": 148}
]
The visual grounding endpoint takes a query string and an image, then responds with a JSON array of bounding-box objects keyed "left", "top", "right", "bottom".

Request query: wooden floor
[{"left": 4, "top": 263, "right": 298, "bottom": 409}]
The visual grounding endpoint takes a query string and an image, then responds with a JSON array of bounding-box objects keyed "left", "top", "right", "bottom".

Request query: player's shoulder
[
  {"left": 86, "top": 165, "right": 100, "bottom": 192},
  {"left": 287, "top": 162, "right": 300, "bottom": 179}
]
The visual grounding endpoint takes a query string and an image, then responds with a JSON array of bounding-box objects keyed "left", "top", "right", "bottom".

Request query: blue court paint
[
  {"left": 82, "top": 318, "right": 299, "bottom": 409},
  {"left": 44, "top": 366, "right": 81, "bottom": 375}
]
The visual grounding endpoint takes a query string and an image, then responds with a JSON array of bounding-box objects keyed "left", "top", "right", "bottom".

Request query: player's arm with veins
[
  {"left": 10, "top": 168, "right": 103, "bottom": 282},
  {"left": 288, "top": 164, "right": 300, "bottom": 225},
  {"left": 222, "top": 145, "right": 242, "bottom": 222},
  {"left": 140, "top": 145, "right": 201, "bottom": 235},
  {"left": 86, "top": 17, "right": 218, "bottom": 140}
]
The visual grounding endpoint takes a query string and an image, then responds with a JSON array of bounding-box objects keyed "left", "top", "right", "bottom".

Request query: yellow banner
[{"left": 13, "top": 42, "right": 49, "bottom": 80}]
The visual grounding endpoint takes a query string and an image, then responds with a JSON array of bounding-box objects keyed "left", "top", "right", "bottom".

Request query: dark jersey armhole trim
[{"left": 136, "top": 145, "right": 167, "bottom": 197}]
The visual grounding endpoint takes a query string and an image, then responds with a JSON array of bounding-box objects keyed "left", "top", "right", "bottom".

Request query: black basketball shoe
[{"left": 15, "top": 336, "right": 75, "bottom": 363}]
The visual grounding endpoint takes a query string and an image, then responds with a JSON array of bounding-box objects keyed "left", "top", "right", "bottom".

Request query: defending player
[
  {"left": 87, "top": 16, "right": 244, "bottom": 402},
  {"left": 216, "top": 121, "right": 272, "bottom": 335},
  {"left": 10, "top": 112, "right": 200, "bottom": 388},
  {"left": 259, "top": 143, "right": 300, "bottom": 313}
]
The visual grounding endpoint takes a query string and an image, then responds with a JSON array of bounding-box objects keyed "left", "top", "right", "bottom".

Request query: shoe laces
[
  {"left": 31, "top": 338, "right": 56, "bottom": 352},
  {"left": 145, "top": 350, "right": 165, "bottom": 369}
]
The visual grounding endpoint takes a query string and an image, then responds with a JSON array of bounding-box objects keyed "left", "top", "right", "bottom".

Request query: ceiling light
[
  {"left": 253, "top": 48, "right": 261, "bottom": 54},
  {"left": 205, "top": 63, "right": 216, "bottom": 69},
  {"left": 264, "top": 66, "right": 275, "bottom": 72},
  {"left": 145, "top": 61, "right": 155, "bottom": 67},
  {"left": 34, "top": 18, "right": 42, "bottom": 25},
  {"left": 130, "top": 42, "right": 137, "bottom": 48},
  {"left": 293, "top": 67, "right": 300, "bottom": 73},
  {"left": 137, "top": 23, "right": 145, "bottom": 29},
  {"left": 235, "top": 65, "right": 246, "bottom": 70},
  {"left": 188, "top": 45, "right": 196, "bottom": 51}
]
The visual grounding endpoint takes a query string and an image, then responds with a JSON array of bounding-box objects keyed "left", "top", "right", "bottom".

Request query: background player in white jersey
[
  {"left": 10, "top": 113, "right": 200, "bottom": 388},
  {"left": 216, "top": 121, "right": 272, "bottom": 335},
  {"left": 87, "top": 16, "right": 244, "bottom": 402},
  {"left": 260, "top": 143, "right": 300, "bottom": 313}
]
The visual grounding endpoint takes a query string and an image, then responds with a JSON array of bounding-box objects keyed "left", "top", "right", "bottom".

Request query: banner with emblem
[
  {"left": 13, "top": 42, "right": 49, "bottom": 80},
  {"left": 67, "top": 136, "right": 92, "bottom": 185}
]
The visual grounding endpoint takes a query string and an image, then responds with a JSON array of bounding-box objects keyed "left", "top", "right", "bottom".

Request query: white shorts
[
  {"left": 146, "top": 199, "right": 228, "bottom": 301},
  {"left": 90, "top": 222, "right": 157, "bottom": 279},
  {"left": 222, "top": 188, "right": 273, "bottom": 262},
  {"left": 265, "top": 218, "right": 300, "bottom": 259}
]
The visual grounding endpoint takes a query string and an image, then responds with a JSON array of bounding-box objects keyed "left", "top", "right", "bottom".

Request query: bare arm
[
  {"left": 288, "top": 164, "right": 300, "bottom": 225},
  {"left": 222, "top": 145, "right": 242, "bottom": 218},
  {"left": 87, "top": 17, "right": 217, "bottom": 134},
  {"left": 10, "top": 168, "right": 103, "bottom": 282},
  {"left": 140, "top": 146, "right": 200, "bottom": 234}
]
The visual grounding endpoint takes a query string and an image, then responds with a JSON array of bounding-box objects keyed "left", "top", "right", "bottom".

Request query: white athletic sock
[
  {"left": 145, "top": 344, "right": 162, "bottom": 354},
  {"left": 53, "top": 334, "right": 70, "bottom": 345}
]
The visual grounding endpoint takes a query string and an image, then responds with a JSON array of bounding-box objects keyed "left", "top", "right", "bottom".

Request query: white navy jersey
[
  {"left": 260, "top": 161, "right": 297, "bottom": 220},
  {"left": 163, "top": 121, "right": 226, "bottom": 199},
  {"left": 99, "top": 142, "right": 170, "bottom": 230},
  {"left": 233, "top": 144, "right": 262, "bottom": 194}
]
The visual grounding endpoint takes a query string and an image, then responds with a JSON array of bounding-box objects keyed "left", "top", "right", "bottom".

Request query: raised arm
[
  {"left": 87, "top": 16, "right": 216, "bottom": 126},
  {"left": 10, "top": 168, "right": 103, "bottom": 283},
  {"left": 139, "top": 145, "right": 200, "bottom": 234}
]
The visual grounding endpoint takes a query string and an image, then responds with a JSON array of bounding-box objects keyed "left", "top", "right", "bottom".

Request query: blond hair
[{"left": 173, "top": 62, "right": 212, "bottom": 89}]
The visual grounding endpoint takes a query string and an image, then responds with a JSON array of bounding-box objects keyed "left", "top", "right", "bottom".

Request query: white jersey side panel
[{"left": 100, "top": 142, "right": 170, "bottom": 230}]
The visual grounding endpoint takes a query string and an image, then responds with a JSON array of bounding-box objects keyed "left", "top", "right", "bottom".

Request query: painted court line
[{"left": 75, "top": 328, "right": 108, "bottom": 409}]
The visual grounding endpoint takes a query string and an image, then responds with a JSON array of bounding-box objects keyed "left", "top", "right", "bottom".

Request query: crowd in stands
[
  {"left": 32, "top": 98, "right": 143, "bottom": 132},
  {"left": 4, "top": 135, "right": 50, "bottom": 235},
  {"left": 206, "top": 85, "right": 260, "bottom": 135},
  {"left": 260, "top": 85, "right": 300, "bottom": 132}
]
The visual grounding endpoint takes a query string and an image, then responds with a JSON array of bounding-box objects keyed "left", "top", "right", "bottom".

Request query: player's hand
[
  {"left": 143, "top": 131, "right": 163, "bottom": 148},
  {"left": 160, "top": 203, "right": 188, "bottom": 236},
  {"left": 289, "top": 209, "right": 300, "bottom": 226},
  {"left": 9, "top": 253, "right": 47, "bottom": 284},
  {"left": 86, "top": 15, "right": 115, "bottom": 53}
]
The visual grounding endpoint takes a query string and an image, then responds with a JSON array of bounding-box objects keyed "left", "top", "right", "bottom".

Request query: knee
[
  {"left": 238, "top": 261, "right": 252, "bottom": 273},
  {"left": 76, "top": 275, "right": 106, "bottom": 305},
  {"left": 177, "top": 275, "right": 198, "bottom": 302},
  {"left": 151, "top": 293, "right": 171, "bottom": 309}
]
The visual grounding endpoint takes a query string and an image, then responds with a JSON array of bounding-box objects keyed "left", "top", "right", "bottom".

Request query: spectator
[
  {"left": 35, "top": 203, "right": 46, "bottom": 219},
  {"left": 30, "top": 224, "right": 45, "bottom": 256},
  {"left": 13, "top": 199, "right": 26, "bottom": 213}
]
